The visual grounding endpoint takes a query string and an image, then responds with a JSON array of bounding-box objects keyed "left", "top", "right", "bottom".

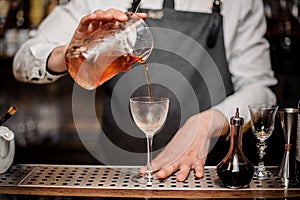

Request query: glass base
[
  {"left": 131, "top": 173, "right": 165, "bottom": 186},
  {"left": 254, "top": 168, "right": 272, "bottom": 180}
]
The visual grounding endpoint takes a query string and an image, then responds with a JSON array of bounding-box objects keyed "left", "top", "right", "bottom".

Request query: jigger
[{"left": 277, "top": 108, "right": 298, "bottom": 187}]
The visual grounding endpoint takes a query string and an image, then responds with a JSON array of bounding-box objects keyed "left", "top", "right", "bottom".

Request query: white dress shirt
[{"left": 13, "top": 0, "right": 278, "bottom": 121}]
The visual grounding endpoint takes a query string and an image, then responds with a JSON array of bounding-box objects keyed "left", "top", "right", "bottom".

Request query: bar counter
[{"left": 0, "top": 164, "right": 299, "bottom": 199}]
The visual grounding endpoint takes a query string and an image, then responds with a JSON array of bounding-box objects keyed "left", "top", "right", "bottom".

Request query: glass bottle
[
  {"left": 217, "top": 108, "right": 254, "bottom": 189},
  {"left": 296, "top": 100, "right": 300, "bottom": 185},
  {"left": 0, "top": 0, "right": 10, "bottom": 55},
  {"left": 264, "top": 0, "right": 300, "bottom": 74},
  {"left": 29, "top": 0, "right": 45, "bottom": 28}
]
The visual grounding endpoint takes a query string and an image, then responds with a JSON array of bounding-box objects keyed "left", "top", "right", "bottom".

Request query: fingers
[
  {"left": 139, "top": 165, "right": 147, "bottom": 175},
  {"left": 135, "top": 12, "right": 147, "bottom": 19},
  {"left": 139, "top": 157, "right": 163, "bottom": 175},
  {"left": 156, "top": 162, "right": 204, "bottom": 182},
  {"left": 74, "top": 13, "right": 97, "bottom": 38},
  {"left": 94, "top": 9, "right": 128, "bottom": 22},
  {"left": 175, "top": 165, "right": 191, "bottom": 182},
  {"left": 139, "top": 158, "right": 173, "bottom": 177},
  {"left": 75, "top": 9, "right": 126, "bottom": 35},
  {"left": 74, "top": 9, "right": 147, "bottom": 40},
  {"left": 140, "top": 159, "right": 205, "bottom": 182},
  {"left": 156, "top": 163, "right": 179, "bottom": 179},
  {"left": 92, "top": 9, "right": 147, "bottom": 22},
  {"left": 193, "top": 161, "right": 205, "bottom": 179}
]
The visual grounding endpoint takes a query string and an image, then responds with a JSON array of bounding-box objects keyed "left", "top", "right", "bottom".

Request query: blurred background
[{"left": 0, "top": 0, "right": 299, "bottom": 167}]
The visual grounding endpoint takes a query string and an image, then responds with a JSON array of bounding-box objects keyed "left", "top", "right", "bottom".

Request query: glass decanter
[
  {"left": 217, "top": 108, "right": 254, "bottom": 189},
  {"left": 65, "top": 13, "right": 153, "bottom": 90}
]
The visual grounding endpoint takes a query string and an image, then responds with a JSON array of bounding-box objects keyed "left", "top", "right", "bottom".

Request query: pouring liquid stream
[{"left": 139, "top": 58, "right": 153, "bottom": 103}]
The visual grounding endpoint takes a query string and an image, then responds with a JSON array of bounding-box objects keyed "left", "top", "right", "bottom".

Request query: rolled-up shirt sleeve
[
  {"left": 212, "top": 0, "right": 278, "bottom": 122},
  {"left": 13, "top": 33, "right": 65, "bottom": 83},
  {"left": 12, "top": 0, "right": 131, "bottom": 84},
  {"left": 12, "top": 0, "right": 91, "bottom": 84}
]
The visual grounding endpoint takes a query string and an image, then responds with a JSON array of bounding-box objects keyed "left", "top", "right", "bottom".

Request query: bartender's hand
[
  {"left": 70, "top": 9, "right": 147, "bottom": 43},
  {"left": 47, "top": 9, "right": 147, "bottom": 74},
  {"left": 140, "top": 109, "right": 229, "bottom": 182}
]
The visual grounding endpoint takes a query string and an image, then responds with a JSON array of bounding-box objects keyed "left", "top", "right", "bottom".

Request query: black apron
[{"left": 73, "top": 0, "right": 234, "bottom": 165}]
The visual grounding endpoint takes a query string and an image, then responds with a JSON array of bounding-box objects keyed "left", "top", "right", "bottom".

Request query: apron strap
[
  {"left": 128, "top": 0, "right": 221, "bottom": 48},
  {"left": 163, "top": 0, "right": 175, "bottom": 9},
  {"left": 129, "top": 0, "right": 175, "bottom": 11},
  {"left": 128, "top": 0, "right": 142, "bottom": 12},
  {"left": 206, "top": 0, "right": 222, "bottom": 48},
  {"left": 211, "top": 0, "right": 222, "bottom": 14}
]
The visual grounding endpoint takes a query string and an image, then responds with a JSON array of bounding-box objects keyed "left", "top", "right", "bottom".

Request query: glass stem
[
  {"left": 146, "top": 134, "right": 154, "bottom": 177},
  {"left": 257, "top": 140, "right": 267, "bottom": 173}
]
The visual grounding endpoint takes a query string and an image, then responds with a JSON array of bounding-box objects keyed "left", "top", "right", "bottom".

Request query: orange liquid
[
  {"left": 66, "top": 50, "right": 137, "bottom": 90},
  {"left": 65, "top": 49, "right": 152, "bottom": 101}
]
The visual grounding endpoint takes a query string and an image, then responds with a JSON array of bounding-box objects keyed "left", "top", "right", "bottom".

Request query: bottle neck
[{"left": 230, "top": 124, "right": 243, "bottom": 151}]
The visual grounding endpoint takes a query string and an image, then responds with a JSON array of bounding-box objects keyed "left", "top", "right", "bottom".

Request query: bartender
[{"left": 13, "top": 0, "right": 277, "bottom": 182}]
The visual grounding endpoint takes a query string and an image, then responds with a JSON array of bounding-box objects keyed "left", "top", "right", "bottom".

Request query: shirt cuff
[{"left": 28, "top": 43, "right": 66, "bottom": 83}]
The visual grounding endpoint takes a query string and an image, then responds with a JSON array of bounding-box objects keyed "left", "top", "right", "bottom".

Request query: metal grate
[
  {"left": 0, "top": 165, "right": 35, "bottom": 186},
  {"left": 0, "top": 165, "right": 286, "bottom": 190}
]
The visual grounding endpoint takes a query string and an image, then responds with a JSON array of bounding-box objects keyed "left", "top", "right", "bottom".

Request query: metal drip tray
[
  {"left": 23, "top": 166, "right": 211, "bottom": 189},
  {"left": 0, "top": 165, "right": 35, "bottom": 186},
  {"left": 0, "top": 165, "right": 286, "bottom": 189},
  {"left": 0, "top": 165, "right": 298, "bottom": 198}
]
